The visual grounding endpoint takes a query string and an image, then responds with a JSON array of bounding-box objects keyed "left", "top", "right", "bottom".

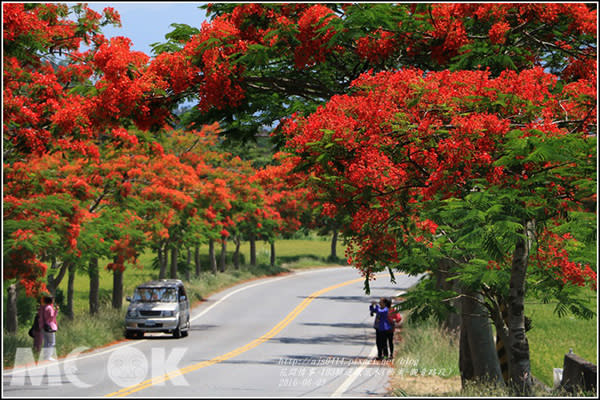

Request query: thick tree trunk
[
  {"left": 219, "top": 240, "right": 227, "bottom": 273},
  {"left": 233, "top": 236, "right": 241, "bottom": 269},
  {"left": 209, "top": 239, "right": 217, "bottom": 274},
  {"left": 112, "top": 265, "right": 123, "bottom": 309},
  {"left": 459, "top": 289, "right": 504, "bottom": 387},
  {"left": 459, "top": 322, "right": 474, "bottom": 384},
  {"left": 270, "top": 241, "right": 276, "bottom": 268},
  {"left": 507, "top": 233, "right": 534, "bottom": 395},
  {"left": 435, "top": 258, "right": 461, "bottom": 332},
  {"left": 89, "top": 257, "right": 99, "bottom": 315},
  {"left": 250, "top": 235, "right": 257, "bottom": 266},
  {"left": 490, "top": 302, "right": 511, "bottom": 385},
  {"left": 330, "top": 230, "right": 338, "bottom": 260},
  {"left": 194, "top": 246, "right": 201, "bottom": 277},
  {"left": 6, "top": 284, "right": 18, "bottom": 334},
  {"left": 65, "top": 262, "right": 76, "bottom": 319},
  {"left": 170, "top": 246, "right": 178, "bottom": 279}
]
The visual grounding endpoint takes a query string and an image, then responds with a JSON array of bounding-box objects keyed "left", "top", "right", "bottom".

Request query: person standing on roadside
[
  {"left": 32, "top": 298, "right": 44, "bottom": 354},
  {"left": 384, "top": 298, "right": 401, "bottom": 359},
  {"left": 369, "top": 297, "right": 393, "bottom": 361},
  {"left": 40, "top": 295, "right": 59, "bottom": 361}
]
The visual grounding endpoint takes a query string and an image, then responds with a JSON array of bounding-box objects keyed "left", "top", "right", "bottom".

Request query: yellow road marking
[{"left": 105, "top": 274, "right": 375, "bottom": 397}]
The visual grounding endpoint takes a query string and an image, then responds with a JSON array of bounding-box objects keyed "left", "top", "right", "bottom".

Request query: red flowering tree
[
  {"left": 252, "top": 152, "right": 313, "bottom": 266},
  {"left": 3, "top": 3, "right": 196, "bottom": 315},
  {"left": 3, "top": 3, "right": 123, "bottom": 312},
  {"left": 155, "top": 3, "right": 596, "bottom": 142},
  {"left": 160, "top": 123, "right": 242, "bottom": 275},
  {"left": 282, "top": 67, "right": 596, "bottom": 392},
  {"left": 219, "top": 155, "right": 272, "bottom": 269}
]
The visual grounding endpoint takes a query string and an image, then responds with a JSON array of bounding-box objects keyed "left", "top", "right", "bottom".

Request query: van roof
[{"left": 136, "top": 279, "right": 183, "bottom": 288}]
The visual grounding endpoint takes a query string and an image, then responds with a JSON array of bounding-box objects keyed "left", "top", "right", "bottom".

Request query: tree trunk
[
  {"left": 490, "top": 301, "right": 510, "bottom": 384},
  {"left": 219, "top": 240, "right": 227, "bottom": 273},
  {"left": 250, "top": 235, "right": 257, "bottom": 266},
  {"left": 170, "top": 246, "right": 178, "bottom": 279},
  {"left": 270, "top": 241, "right": 276, "bottom": 268},
  {"left": 65, "top": 262, "right": 76, "bottom": 319},
  {"left": 234, "top": 236, "right": 241, "bottom": 269},
  {"left": 6, "top": 284, "right": 18, "bottom": 334},
  {"left": 459, "top": 321, "right": 474, "bottom": 384},
  {"left": 507, "top": 232, "right": 534, "bottom": 395},
  {"left": 112, "top": 265, "right": 123, "bottom": 309},
  {"left": 47, "top": 259, "right": 69, "bottom": 297},
  {"left": 158, "top": 245, "right": 167, "bottom": 279},
  {"left": 195, "top": 246, "right": 201, "bottom": 277},
  {"left": 330, "top": 230, "right": 338, "bottom": 260},
  {"left": 185, "top": 248, "right": 191, "bottom": 281},
  {"left": 459, "top": 289, "right": 504, "bottom": 387},
  {"left": 209, "top": 239, "right": 217, "bottom": 274},
  {"left": 89, "top": 257, "right": 99, "bottom": 315},
  {"left": 436, "top": 258, "right": 461, "bottom": 332}
]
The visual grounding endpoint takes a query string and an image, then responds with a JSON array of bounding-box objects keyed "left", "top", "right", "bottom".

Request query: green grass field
[{"left": 525, "top": 291, "right": 597, "bottom": 387}]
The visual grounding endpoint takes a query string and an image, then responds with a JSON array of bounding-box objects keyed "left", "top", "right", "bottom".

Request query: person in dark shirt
[{"left": 369, "top": 297, "right": 393, "bottom": 360}]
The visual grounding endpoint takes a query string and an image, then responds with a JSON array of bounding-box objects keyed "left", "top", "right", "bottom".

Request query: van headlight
[
  {"left": 126, "top": 309, "right": 137, "bottom": 318},
  {"left": 162, "top": 310, "right": 176, "bottom": 317}
]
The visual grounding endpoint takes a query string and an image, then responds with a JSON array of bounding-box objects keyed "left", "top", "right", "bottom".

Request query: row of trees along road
[
  {"left": 3, "top": 3, "right": 315, "bottom": 330},
  {"left": 3, "top": 3, "right": 597, "bottom": 395}
]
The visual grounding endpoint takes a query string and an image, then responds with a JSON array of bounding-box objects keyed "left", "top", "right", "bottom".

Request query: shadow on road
[
  {"left": 296, "top": 295, "right": 369, "bottom": 303},
  {"left": 189, "top": 353, "right": 386, "bottom": 368},
  {"left": 131, "top": 324, "right": 218, "bottom": 340},
  {"left": 274, "top": 333, "right": 372, "bottom": 346},
  {"left": 372, "top": 286, "right": 416, "bottom": 291},
  {"left": 189, "top": 324, "right": 219, "bottom": 331},
  {"left": 301, "top": 322, "right": 370, "bottom": 329}
]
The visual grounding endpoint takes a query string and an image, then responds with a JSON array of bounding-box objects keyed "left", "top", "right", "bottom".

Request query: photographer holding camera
[{"left": 369, "top": 297, "right": 393, "bottom": 361}]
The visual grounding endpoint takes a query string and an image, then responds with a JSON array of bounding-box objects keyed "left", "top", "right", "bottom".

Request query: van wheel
[
  {"left": 173, "top": 325, "right": 181, "bottom": 338},
  {"left": 181, "top": 317, "right": 190, "bottom": 337}
]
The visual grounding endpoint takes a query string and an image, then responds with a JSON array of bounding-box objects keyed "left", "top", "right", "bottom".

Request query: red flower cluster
[
  {"left": 294, "top": 5, "right": 339, "bottom": 69},
  {"left": 185, "top": 15, "right": 247, "bottom": 112},
  {"left": 535, "top": 230, "right": 597, "bottom": 290},
  {"left": 356, "top": 29, "right": 396, "bottom": 64}
]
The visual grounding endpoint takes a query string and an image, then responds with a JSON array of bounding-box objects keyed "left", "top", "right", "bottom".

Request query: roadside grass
[
  {"left": 392, "top": 318, "right": 460, "bottom": 378},
  {"left": 3, "top": 238, "right": 347, "bottom": 368},
  {"left": 389, "top": 318, "right": 548, "bottom": 397},
  {"left": 389, "top": 318, "right": 461, "bottom": 397}
]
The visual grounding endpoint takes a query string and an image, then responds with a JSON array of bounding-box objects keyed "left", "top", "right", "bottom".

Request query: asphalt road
[{"left": 3, "top": 266, "right": 423, "bottom": 398}]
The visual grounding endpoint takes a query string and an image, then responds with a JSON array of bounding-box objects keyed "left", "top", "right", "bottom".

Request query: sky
[{"left": 80, "top": 2, "right": 208, "bottom": 56}]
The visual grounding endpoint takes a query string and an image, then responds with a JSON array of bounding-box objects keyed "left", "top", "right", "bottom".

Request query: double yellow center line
[{"left": 106, "top": 275, "right": 367, "bottom": 397}]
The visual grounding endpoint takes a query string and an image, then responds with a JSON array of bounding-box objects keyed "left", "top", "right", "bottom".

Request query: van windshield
[{"left": 132, "top": 287, "right": 177, "bottom": 303}]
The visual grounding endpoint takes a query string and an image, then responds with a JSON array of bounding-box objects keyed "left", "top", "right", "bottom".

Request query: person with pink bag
[{"left": 39, "top": 295, "right": 59, "bottom": 361}]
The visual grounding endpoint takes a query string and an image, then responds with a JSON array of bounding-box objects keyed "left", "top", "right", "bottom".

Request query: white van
[{"left": 125, "top": 279, "right": 191, "bottom": 339}]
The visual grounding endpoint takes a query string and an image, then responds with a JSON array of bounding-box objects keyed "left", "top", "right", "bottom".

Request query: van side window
[{"left": 179, "top": 287, "right": 186, "bottom": 301}]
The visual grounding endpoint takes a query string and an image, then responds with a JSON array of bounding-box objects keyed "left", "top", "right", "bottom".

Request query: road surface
[{"left": 3, "top": 266, "right": 423, "bottom": 397}]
